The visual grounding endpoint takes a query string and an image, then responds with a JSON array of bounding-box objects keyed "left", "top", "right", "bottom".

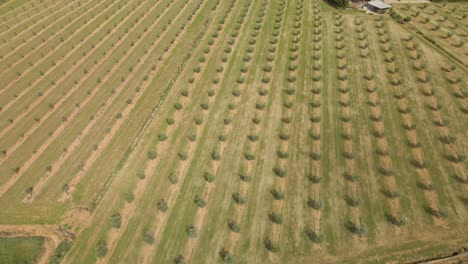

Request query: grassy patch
[{"left": 0, "top": 237, "right": 45, "bottom": 264}]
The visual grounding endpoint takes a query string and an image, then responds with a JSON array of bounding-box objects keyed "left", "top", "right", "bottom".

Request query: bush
[
  {"left": 168, "top": 173, "right": 179, "bottom": 184},
  {"left": 158, "top": 133, "right": 168, "bottom": 141},
  {"left": 194, "top": 195, "right": 206, "bottom": 208},
  {"left": 279, "top": 134, "right": 290, "bottom": 141},
  {"left": 268, "top": 211, "right": 283, "bottom": 224},
  {"left": 178, "top": 151, "right": 188, "bottom": 160},
  {"left": 345, "top": 194, "right": 361, "bottom": 207},
  {"left": 124, "top": 191, "right": 135, "bottom": 203},
  {"left": 167, "top": 118, "right": 175, "bottom": 125},
  {"left": 219, "top": 248, "right": 234, "bottom": 263},
  {"left": 174, "top": 103, "right": 182, "bottom": 110},
  {"left": 310, "top": 151, "right": 321, "bottom": 161},
  {"left": 211, "top": 150, "right": 221, "bottom": 161},
  {"left": 271, "top": 188, "right": 285, "bottom": 200},
  {"left": 142, "top": 228, "right": 155, "bottom": 244},
  {"left": 224, "top": 118, "right": 232, "bottom": 125},
  {"left": 227, "top": 219, "right": 240, "bottom": 233},
  {"left": 308, "top": 174, "right": 321, "bottom": 183},
  {"left": 200, "top": 103, "right": 209, "bottom": 110},
  {"left": 264, "top": 237, "right": 280, "bottom": 252},
  {"left": 273, "top": 167, "right": 287, "bottom": 177},
  {"left": 110, "top": 213, "right": 122, "bottom": 228},
  {"left": 345, "top": 220, "right": 365, "bottom": 236},
  {"left": 96, "top": 240, "right": 108, "bottom": 258},
  {"left": 244, "top": 152, "right": 255, "bottom": 160},
  {"left": 186, "top": 225, "right": 198, "bottom": 237},
  {"left": 174, "top": 254, "right": 186, "bottom": 264},
  {"left": 194, "top": 117, "right": 203, "bottom": 125},
  {"left": 386, "top": 213, "right": 406, "bottom": 226},
  {"left": 204, "top": 172, "right": 215, "bottom": 183},
  {"left": 232, "top": 192, "right": 245, "bottom": 204},
  {"left": 147, "top": 149, "right": 157, "bottom": 160},
  {"left": 240, "top": 174, "right": 251, "bottom": 182},
  {"left": 244, "top": 133, "right": 257, "bottom": 142},
  {"left": 304, "top": 227, "right": 323, "bottom": 243},
  {"left": 343, "top": 172, "right": 360, "bottom": 182},
  {"left": 277, "top": 150, "right": 288, "bottom": 159},
  {"left": 307, "top": 198, "right": 323, "bottom": 209},
  {"left": 187, "top": 133, "right": 197, "bottom": 142},
  {"left": 157, "top": 199, "right": 168, "bottom": 212}
]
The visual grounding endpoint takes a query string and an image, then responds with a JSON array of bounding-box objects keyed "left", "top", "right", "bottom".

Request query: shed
[{"left": 367, "top": 1, "right": 392, "bottom": 13}]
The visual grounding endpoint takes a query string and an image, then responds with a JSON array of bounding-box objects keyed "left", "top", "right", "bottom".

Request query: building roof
[{"left": 367, "top": 1, "right": 392, "bottom": 9}]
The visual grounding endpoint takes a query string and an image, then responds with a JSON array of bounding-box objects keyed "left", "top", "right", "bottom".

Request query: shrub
[
  {"left": 142, "top": 228, "right": 155, "bottom": 244},
  {"left": 211, "top": 150, "right": 221, "bottom": 161},
  {"left": 264, "top": 237, "right": 280, "bottom": 252},
  {"left": 157, "top": 199, "right": 168, "bottom": 212},
  {"left": 111, "top": 213, "right": 122, "bottom": 228},
  {"left": 168, "top": 173, "right": 179, "bottom": 184},
  {"left": 246, "top": 134, "right": 258, "bottom": 142},
  {"left": 124, "top": 191, "right": 135, "bottom": 203},
  {"left": 174, "top": 103, "right": 182, "bottom": 110},
  {"left": 310, "top": 152, "right": 321, "bottom": 161},
  {"left": 240, "top": 174, "right": 251, "bottom": 182},
  {"left": 304, "top": 227, "right": 323, "bottom": 243},
  {"left": 270, "top": 188, "right": 285, "bottom": 200},
  {"left": 174, "top": 254, "right": 186, "bottom": 264},
  {"left": 204, "top": 172, "right": 215, "bottom": 183},
  {"left": 200, "top": 103, "right": 209, "bottom": 110},
  {"left": 96, "top": 240, "right": 108, "bottom": 258},
  {"left": 268, "top": 211, "right": 283, "bottom": 224},
  {"left": 308, "top": 174, "right": 321, "bottom": 184},
  {"left": 424, "top": 206, "right": 448, "bottom": 218},
  {"left": 279, "top": 134, "right": 290, "bottom": 141},
  {"left": 186, "top": 225, "right": 198, "bottom": 237},
  {"left": 345, "top": 220, "right": 365, "bottom": 236},
  {"left": 283, "top": 101, "right": 293, "bottom": 108},
  {"left": 345, "top": 194, "right": 361, "bottom": 207},
  {"left": 147, "top": 149, "right": 157, "bottom": 160},
  {"left": 167, "top": 118, "right": 175, "bottom": 125},
  {"left": 262, "top": 77, "right": 271, "bottom": 83},
  {"left": 252, "top": 117, "right": 261, "bottom": 124},
  {"left": 194, "top": 195, "right": 206, "bottom": 208},
  {"left": 277, "top": 150, "right": 288, "bottom": 159},
  {"left": 194, "top": 117, "right": 203, "bottom": 125},
  {"left": 158, "top": 133, "right": 168, "bottom": 141},
  {"left": 259, "top": 89, "right": 268, "bottom": 96},
  {"left": 224, "top": 118, "right": 232, "bottom": 125},
  {"left": 273, "top": 167, "right": 287, "bottom": 177},
  {"left": 386, "top": 213, "right": 406, "bottom": 226},
  {"left": 178, "top": 151, "right": 188, "bottom": 160},
  {"left": 227, "top": 219, "right": 240, "bottom": 233},
  {"left": 187, "top": 133, "right": 197, "bottom": 142},
  {"left": 232, "top": 192, "right": 245, "bottom": 204},
  {"left": 219, "top": 248, "right": 234, "bottom": 263},
  {"left": 307, "top": 198, "right": 323, "bottom": 209},
  {"left": 343, "top": 172, "right": 360, "bottom": 182},
  {"left": 284, "top": 88, "right": 295, "bottom": 95}
]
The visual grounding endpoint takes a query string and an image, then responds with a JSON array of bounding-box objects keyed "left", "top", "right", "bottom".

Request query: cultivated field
[{"left": 0, "top": 0, "right": 466, "bottom": 263}]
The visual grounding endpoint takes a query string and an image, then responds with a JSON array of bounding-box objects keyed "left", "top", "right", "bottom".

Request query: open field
[
  {"left": 0, "top": 0, "right": 466, "bottom": 263},
  {"left": 0, "top": 237, "right": 45, "bottom": 263}
]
